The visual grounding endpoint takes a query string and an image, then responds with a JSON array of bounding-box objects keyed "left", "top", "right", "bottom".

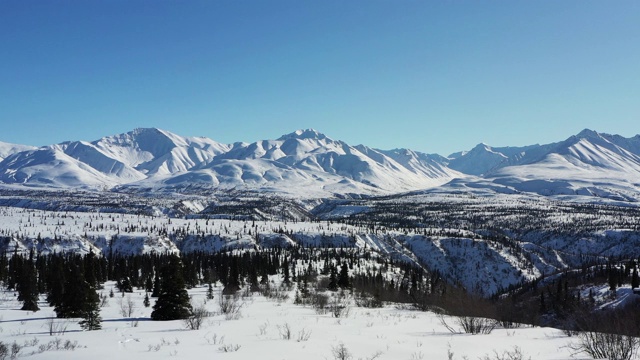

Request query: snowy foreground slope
[{"left": 0, "top": 281, "right": 577, "bottom": 360}]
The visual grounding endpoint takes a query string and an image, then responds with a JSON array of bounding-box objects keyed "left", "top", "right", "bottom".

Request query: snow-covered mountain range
[{"left": 1, "top": 128, "right": 640, "bottom": 202}]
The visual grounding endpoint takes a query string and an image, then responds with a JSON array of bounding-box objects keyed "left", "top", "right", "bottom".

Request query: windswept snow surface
[{"left": 0, "top": 281, "right": 578, "bottom": 360}]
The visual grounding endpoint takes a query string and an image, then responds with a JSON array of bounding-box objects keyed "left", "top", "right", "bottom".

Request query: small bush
[
  {"left": 184, "top": 302, "right": 210, "bottom": 330},
  {"left": 479, "top": 346, "right": 531, "bottom": 360},
  {"left": 571, "top": 331, "right": 639, "bottom": 360},
  {"left": 277, "top": 323, "right": 292, "bottom": 340},
  {"left": 312, "top": 293, "right": 329, "bottom": 314},
  {"left": 331, "top": 342, "right": 352, "bottom": 360},
  {"left": 439, "top": 314, "right": 497, "bottom": 335},
  {"left": 218, "top": 294, "right": 242, "bottom": 319},
  {"left": 0, "top": 342, "right": 7, "bottom": 360},
  {"left": 330, "top": 296, "right": 351, "bottom": 318},
  {"left": 218, "top": 343, "right": 241, "bottom": 352},
  {"left": 118, "top": 295, "right": 136, "bottom": 318}
]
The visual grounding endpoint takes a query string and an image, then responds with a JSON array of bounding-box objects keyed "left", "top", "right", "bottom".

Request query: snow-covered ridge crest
[
  {"left": 0, "top": 128, "right": 460, "bottom": 197},
  {"left": 1, "top": 127, "right": 640, "bottom": 202}
]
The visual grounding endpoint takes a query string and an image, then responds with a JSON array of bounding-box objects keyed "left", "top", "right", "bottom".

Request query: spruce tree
[
  {"left": 46, "top": 257, "right": 65, "bottom": 308},
  {"left": 206, "top": 283, "right": 215, "bottom": 300},
  {"left": 282, "top": 257, "right": 291, "bottom": 285},
  {"left": 328, "top": 265, "right": 338, "bottom": 291},
  {"left": 79, "top": 285, "right": 102, "bottom": 331},
  {"left": 55, "top": 262, "right": 87, "bottom": 318},
  {"left": 18, "top": 251, "right": 39, "bottom": 312},
  {"left": 338, "top": 262, "right": 350, "bottom": 289},
  {"left": 151, "top": 256, "right": 192, "bottom": 321},
  {"left": 222, "top": 258, "right": 240, "bottom": 295}
]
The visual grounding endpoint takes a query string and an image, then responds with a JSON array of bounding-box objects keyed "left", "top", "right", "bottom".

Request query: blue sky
[{"left": 1, "top": 1, "right": 638, "bottom": 155}]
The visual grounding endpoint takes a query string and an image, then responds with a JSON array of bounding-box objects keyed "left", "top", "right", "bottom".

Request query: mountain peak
[
  {"left": 576, "top": 128, "right": 600, "bottom": 139},
  {"left": 278, "top": 129, "right": 329, "bottom": 141}
]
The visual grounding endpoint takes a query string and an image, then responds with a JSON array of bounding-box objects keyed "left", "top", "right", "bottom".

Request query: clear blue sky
[{"left": 1, "top": 1, "right": 638, "bottom": 156}]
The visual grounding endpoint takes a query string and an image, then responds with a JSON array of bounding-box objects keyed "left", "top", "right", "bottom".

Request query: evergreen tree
[
  {"left": 328, "top": 265, "right": 338, "bottom": 291},
  {"left": 55, "top": 262, "right": 87, "bottom": 318},
  {"left": 206, "top": 283, "right": 215, "bottom": 300},
  {"left": 84, "top": 249, "right": 98, "bottom": 288},
  {"left": 78, "top": 285, "right": 102, "bottom": 331},
  {"left": 46, "top": 257, "right": 65, "bottom": 308},
  {"left": 222, "top": 258, "right": 240, "bottom": 295},
  {"left": 338, "top": 262, "right": 350, "bottom": 289},
  {"left": 282, "top": 257, "right": 291, "bottom": 285},
  {"left": 151, "top": 256, "right": 192, "bottom": 321},
  {"left": 145, "top": 276, "right": 153, "bottom": 293},
  {"left": 143, "top": 293, "right": 150, "bottom": 308},
  {"left": 18, "top": 254, "right": 39, "bottom": 312}
]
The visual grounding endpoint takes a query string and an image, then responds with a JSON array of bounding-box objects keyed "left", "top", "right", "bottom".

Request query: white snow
[{"left": 0, "top": 280, "right": 579, "bottom": 360}]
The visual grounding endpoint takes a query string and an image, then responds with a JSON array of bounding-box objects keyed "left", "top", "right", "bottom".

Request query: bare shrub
[
  {"left": 570, "top": 331, "right": 639, "bottom": 360},
  {"left": 218, "top": 294, "right": 242, "bottom": 320},
  {"left": 45, "top": 317, "right": 68, "bottom": 336},
  {"left": 331, "top": 342, "right": 352, "bottom": 360},
  {"left": 10, "top": 342, "right": 21, "bottom": 359},
  {"left": 184, "top": 302, "right": 210, "bottom": 330},
  {"left": 204, "top": 333, "right": 225, "bottom": 346},
  {"left": 354, "top": 293, "right": 383, "bottom": 308},
  {"left": 438, "top": 314, "right": 497, "bottom": 335},
  {"left": 257, "top": 322, "right": 268, "bottom": 336},
  {"left": 32, "top": 338, "right": 79, "bottom": 355},
  {"left": 479, "top": 346, "right": 531, "bottom": 360},
  {"left": 277, "top": 323, "right": 292, "bottom": 340},
  {"left": 99, "top": 292, "right": 109, "bottom": 307},
  {"left": 296, "top": 328, "right": 312, "bottom": 342},
  {"left": 118, "top": 295, "right": 136, "bottom": 318},
  {"left": 312, "top": 292, "right": 329, "bottom": 314},
  {"left": 330, "top": 296, "right": 351, "bottom": 318},
  {"left": 218, "top": 343, "right": 241, "bottom": 352},
  {"left": 260, "top": 285, "right": 289, "bottom": 302}
]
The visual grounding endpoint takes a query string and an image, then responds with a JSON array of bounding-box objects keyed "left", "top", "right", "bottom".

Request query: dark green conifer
[
  {"left": 78, "top": 285, "right": 102, "bottom": 331},
  {"left": 151, "top": 256, "right": 192, "bottom": 321},
  {"left": 338, "top": 262, "right": 350, "bottom": 289},
  {"left": 18, "top": 251, "right": 39, "bottom": 312}
]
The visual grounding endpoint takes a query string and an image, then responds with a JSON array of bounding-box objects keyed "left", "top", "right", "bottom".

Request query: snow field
[{"left": 0, "top": 281, "right": 578, "bottom": 360}]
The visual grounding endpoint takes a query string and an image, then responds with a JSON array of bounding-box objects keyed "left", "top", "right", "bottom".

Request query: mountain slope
[
  {"left": 0, "top": 128, "right": 459, "bottom": 197},
  {"left": 0, "top": 141, "right": 37, "bottom": 161},
  {"left": 451, "top": 130, "right": 640, "bottom": 201},
  {"left": 1, "top": 128, "right": 640, "bottom": 202},
  {"left": 132, "top": 129, "right": 461, "bottom": 197}
]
